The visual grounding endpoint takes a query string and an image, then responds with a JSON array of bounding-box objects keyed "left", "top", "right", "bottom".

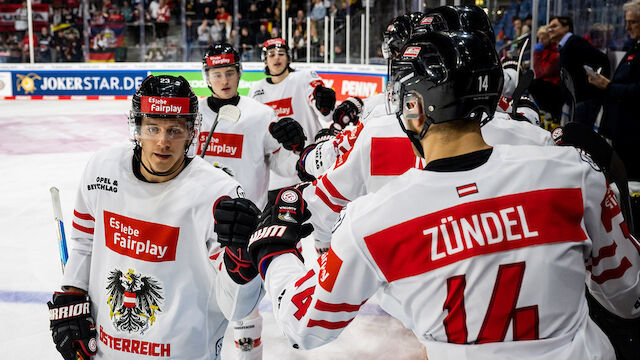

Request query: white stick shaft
[{"left": 50, "top": 187, "right": 69, "bottom": 273}]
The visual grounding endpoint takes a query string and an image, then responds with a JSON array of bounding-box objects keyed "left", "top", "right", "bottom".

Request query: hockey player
[
  {"left": 249, "top": 38, "right": 337, "bottom": 198},
  {"left": 197, "top": 42, "right": 304, "bottom": 360},
  {"left": 197, "top": 43, "right": 300, "bottom": 210},
  {"left": 47, "top": 75, "right": 263, "bottom": 360},
  {"left": 247, "top": 31, "right": 640, "bottom": 359},
  {"left": 298, "top": 7, "right": 552, "bottom": 253}
]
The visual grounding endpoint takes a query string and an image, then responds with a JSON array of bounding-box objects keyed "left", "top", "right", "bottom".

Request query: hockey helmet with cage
[
  {"left": 386, "top": 31, "right": 503, "bottom": 156},
  {"left": 413, "top": 5, "right": 495, "bottom": 46},
  {"left": 261, "top": 38, "right": 293, "bottom": 75},
  {"left": 202, "top": 43, "right": 242, "bottom": 92},
  {"left": 129, "top": 75, "right": 201, "bottom": 154},
  {"left": 382, "top": 15, "right": 414, "bottom": 60}
]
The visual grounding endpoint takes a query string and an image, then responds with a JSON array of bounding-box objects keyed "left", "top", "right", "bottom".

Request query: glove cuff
[{"left": 256, "top": 247, "right": 303, "bottom": 279}]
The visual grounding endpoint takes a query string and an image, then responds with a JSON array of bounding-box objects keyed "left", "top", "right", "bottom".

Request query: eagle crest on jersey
[{"left": 105, "top": 268, "right": 164, "bottom": 334}]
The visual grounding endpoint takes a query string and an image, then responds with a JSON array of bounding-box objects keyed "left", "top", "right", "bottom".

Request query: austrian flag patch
[
  {"left": 456, "top": 183, "right": 478, "bottom": 197},
  {"left": 206, "top": 53, "right": 235, "bottom": 67},
  {"left": 141, "top": 96, "right": 189, "bottom": 115},
  {"left": 403, "top": 47, "right": 421, "bottom": 58}
]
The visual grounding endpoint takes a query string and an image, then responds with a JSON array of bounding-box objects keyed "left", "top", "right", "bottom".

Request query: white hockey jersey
[
  {"left": 266, "top": 145, "right": 640, "bottom": 359},
  {"left": 62, "top": 144, "right": 263, "bottom": 360},
  {"left": 249, "top": 69, "right": 332, "bottom": 189},
  {"left": 197, "top": 96, "right": 298, "bottom": 209},
  {"left": 304, "top": 108, "right": 554, "bottom": 246}
]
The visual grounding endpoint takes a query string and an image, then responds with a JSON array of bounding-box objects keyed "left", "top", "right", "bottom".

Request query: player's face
[
  {"left": 265, "top": 48, "right": 288, "bottom": 75},
  {"left": 137, "top": 117, "right": 190, "bottom": 177},
  {"left": 207, "top": 66, "right": 239, "bottom": 99}
]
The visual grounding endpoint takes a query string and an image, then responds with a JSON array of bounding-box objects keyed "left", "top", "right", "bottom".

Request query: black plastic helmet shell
[
  {"left": 391, "top": 31, "right": 503, "bottom": 125},
  {"left": 131, "top": 75, "right": 199, "bottom": 124},
  {"left": 203, "top": 42, "right": 241, "bottom": 72},
  {"left": 261, "top": 38, "right": 292, "bottom": 62},
  {"left": 414, "top": 5, "right": 495, "bottom": 46},
  {"left": 383, "top": 15, "right": 414, "bottom": 58}
]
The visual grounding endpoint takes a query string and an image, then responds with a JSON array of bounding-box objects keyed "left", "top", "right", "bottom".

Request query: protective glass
[
  {"left": 266, "top": 49, "right": 287, "bottom": 58},
  {"left": 207, "top": 69, "right": 239, "bottom": 83},
  {"left": 138, "top": 122, "right": 190, "bottom": 141}
]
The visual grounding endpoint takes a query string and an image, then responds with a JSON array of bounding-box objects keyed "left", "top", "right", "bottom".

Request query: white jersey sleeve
[
  {"left": 583, "top": 165, "right": 640, "bottom": 319},
  {"left": 264, "top": 210, "right": 381, "bottom": 349},
  {"left": 482, "top": 113, "right": 554, "bottom": 146}
]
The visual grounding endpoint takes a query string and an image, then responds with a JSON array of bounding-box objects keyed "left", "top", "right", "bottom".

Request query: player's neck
[
  {"left": 421, "top": 130, "right": 490, "bottom": 166},
  {"left": 139, "top": 156, "right": 186, "bottom": 183},
  {"left": 270, "top": 69, "right": 290, "bottom": 84}
]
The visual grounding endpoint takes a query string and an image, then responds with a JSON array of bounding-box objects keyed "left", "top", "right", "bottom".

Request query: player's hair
[{"left": 624, "top": 0, "right": 640, "bottom": 18}]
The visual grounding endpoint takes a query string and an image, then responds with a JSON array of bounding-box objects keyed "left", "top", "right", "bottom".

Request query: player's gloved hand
[
  {"left": 313, "top": 85, "right": 336, "bottom": 116},
  {"left": 214, "top": 197, "right": 261, "bottom": 284},
  {"left": 48, "top": 291, "right": 98, "bottom": 360},
  {"left": 269, "top": 117, "right": 306, "bottom": 153},
  {"left": 332, "top": 96, "right": 363, "bottom": 130},
  {"left": 248, "top": 188, "right": 314, "bottom": 278},
  {"left": 296, "top": 144, "right": 318, "bottom": 182}
]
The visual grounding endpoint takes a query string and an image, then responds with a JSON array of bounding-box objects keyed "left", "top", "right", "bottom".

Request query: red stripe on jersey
[
  {"left": 592, "top": 242, "right": 617, "bottom": 267},
  {"left": 364, "top": 188, "right": 587, "bottom": 282},
  {"left": 591, "top": 257, "right": 632, "bottom": 284},
  {"left": 295, "top": 269, "right": 316, "bottom": 287},
  {"left": 314, "top": 186, "right": 343, "bottom": 213},
  {"left": 73, "top": 221, "right": 94, "bottom": 235},
  {"left": 370, "top": 137, "right": 417, "bottom": 176},
  {"left": 209, "top": 251, "right": 222, "bottom": 260},
  {"left": 307, "top": 318, "right": 354, "bottom": 330},
  {"left": 321, "top": 176, "right": 349, "bottom": 201},
  {"left": 74, "top": 210, "right": 95, "bottom": 221},
  {"left": 314, "top": 299, "right": 364, "bottom": 313}
]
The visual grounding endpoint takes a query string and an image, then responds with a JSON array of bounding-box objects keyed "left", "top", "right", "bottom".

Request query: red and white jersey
[
  {"left": 197, "top": 96, "right": 297, "bottom": 209},
  {"left": 304, "top": 111, "right": 554, "bottom": 246},
  {"left": 156, "top": 5, "right": 170, "bottom": 23},
  {"left": 266, "top": 145, "right": 640, "bottom": 359},
  {"left": 62, "top": 144, "right": 263, "bottom": 360},
  {"left": 249, "top": 69, "right": 331, "bottom": 189}
]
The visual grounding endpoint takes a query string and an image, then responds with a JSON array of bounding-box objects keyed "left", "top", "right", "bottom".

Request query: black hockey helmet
[
  {"left": 129, "top": 75, "right": 201, "bottom": 153},
  {"left": 414, "top": 6, "right": 496, "bottom": 46},
  {"left": 202, "top": 43, "right": 242, "bottom": 91},
  {"left": 408, "top": 11, "right": 426, "bottom": 27},
  {"left": 261, "top": 38, "right": 294, "bottom": 75},
  {"left": 387, "top": 31, "right": 503, "bottom": 156},
  {"left": 382, "top": 15, "right": 414, "bottom": 60}
]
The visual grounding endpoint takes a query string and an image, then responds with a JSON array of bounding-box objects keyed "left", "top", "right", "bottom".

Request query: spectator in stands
[
  {"left": 547, "top": 15, "right": 610, "bottom": 126},
  {"left": 523, "top": 14, "right": 532, "bottom": 35},
  {"left": 309, "top": 0, "right": 326, "bottom": 43},
  {"left": 0, "top": 34, "right": 9, "bottom": 63},
  {"left": 529, "top": 25, "right": 563, "bottom": 120},
  {"left": 148, "top": 0, "right": 159, "bottom": 24},
  {"left": 272, "top": 7, "right": 281, "bottom": 29},
  {"left": 239, "top": 26, "right": 255, "bottom": 60},
  {"left": 512, "top": 17, "right": 524, "bottom": 39},
  {"left": 246, "top": 2, "right": 260, "bottom": 35},
  {"left": 164, "top": 40, "right": 179, "bottom": 61},
  {"left": 37, "top": 27, "right": 54, "bottom": 62},
  {"left": 145, "top": 40, "right": 165, "bottom": 61},
  {"left": 7, "top": 37, "right": 22, "bottom": 63},
  {"left": 14, "top": 1, "right": 28, "bottom": 40},
  {"left": 216, "top": 6, "right": 231, "bottom": 40},
  {"left": 186, "top": 17, "right": 198, "bottom": 59},
  {"left": 61, "top": 31, "right": 82, "bottom": 62},
  {"left": 292, "top": 28, "right": 305, "bottom": 60},
  {"left": 198, "top": 19, "right": 211, "bottom": 54},
  {"left": 155, "top": 0, "right": 170, "bottom": 39},
  {"left": 255, "top": 23, "right": 270, "bottom": 47},
  {"left": 61, "top": 8, "right": 77, "bottom": 26},
  {"left": 108, "top": 6, "right": 125, "bottom": 22},
  {"left": 337, "top": 0, "right": 348, "bottom": 19},
  {"left": 210, "top": 18, "right": 225, "bottom": 43},
  {"left": 588, "top": 0, "right": 640, "bottom": 179},
  {"left": 20, "top": 32, "right": 37, "bottom": 62},
  {"left": 122, "top": 1, "right": 134, "bottom": 22},
  {"left": 203, "top": 6, "right": 216, "bottom": 20},
  {"left": 294, "top": 9, "right": 306, "bottom": 34}
]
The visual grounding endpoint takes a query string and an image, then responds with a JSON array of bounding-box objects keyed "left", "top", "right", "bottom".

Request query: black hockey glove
[
  {"left": 248, "top": 188, "right": 314, "bottom": 278},
  {"left": 269, "top": 117, "right": 307, "bottom": 153},
  {"left": 296, "top": 144, "right": 318, "bottom": 182},
  {"left": 48, "top": 291, "right": 98, "bottom": 360},
  {"left": 332, "top": 96, "right": 363, "bottom": 129},
  {"left": 313, "top": 85, "right": 336, "bottom": 116},
  {"left": 214, "top": 197, "right": 261, "bottom": 284}
]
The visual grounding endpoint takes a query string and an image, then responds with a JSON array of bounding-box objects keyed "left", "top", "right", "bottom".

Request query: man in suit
[{"left": 547, "top": 16, "right": 610, "bottom": 127}]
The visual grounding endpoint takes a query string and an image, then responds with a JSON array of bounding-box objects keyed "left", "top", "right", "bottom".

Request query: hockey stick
[
  {"left": 200, "top": 104, "right": 241, "bottom": 158},
  {"left": 560, "top": 68, "right": 576, "bottom": 125},
  {"left": 510, "top": 69, "right": 534, "bottom": 120},
  {"left": 553, "top": 122, "right": 635, "bottom": 235},
  {"left": 50, "top": 187, "right": 69, "bottom": 273}
]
